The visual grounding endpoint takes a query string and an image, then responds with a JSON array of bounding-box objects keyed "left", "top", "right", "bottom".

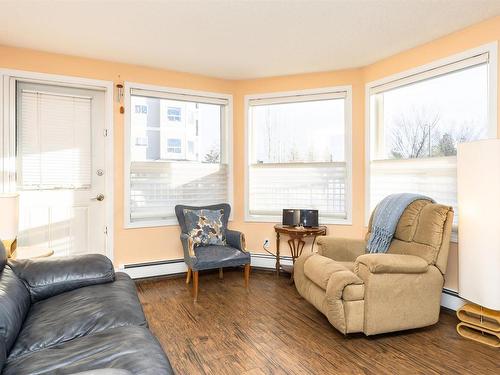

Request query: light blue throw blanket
[{"left": 367, "top": 193, "right": 435, "bottom": 254}]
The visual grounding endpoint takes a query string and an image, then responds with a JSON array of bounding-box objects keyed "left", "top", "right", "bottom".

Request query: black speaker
[
  {"left": 282, "top": 209, "right": 300, "bottom": 226},
  {"left": 300, "top": 209, "right": 319, "bottom": 227},
  {"left": 282, "top": 209, "right": 319, "bottom": 227}
]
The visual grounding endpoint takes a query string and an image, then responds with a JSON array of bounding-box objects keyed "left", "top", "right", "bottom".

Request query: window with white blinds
[
  {"left": 17, "top": 88, "right": 92, "bottom": 190},
  {"left": 367, "top": 48, "right": 496, "bottom": 236},
  {"left": 125, "top": 85, "right": 231, "bottom": 227},
  {"left": 246, "top": 88, "right": 352, "bottom": 223}
]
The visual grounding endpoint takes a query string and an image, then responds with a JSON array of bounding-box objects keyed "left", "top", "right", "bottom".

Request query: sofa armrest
[
  {"left": 226, "top": 229, "right": 247, "bottom": 252},
  {"left": 354, "top": 254, "right": 429, "bottom": 274},
  {"left": 316, "top": 236, "right": 366, "bottom": 262},
  {"left": 8, "top": 254, "right": 115, "bottom": 302}
]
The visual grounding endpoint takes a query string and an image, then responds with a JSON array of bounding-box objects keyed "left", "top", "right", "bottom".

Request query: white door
[{"left": 16, "top": 82, "right": 107, "bottom": 256}]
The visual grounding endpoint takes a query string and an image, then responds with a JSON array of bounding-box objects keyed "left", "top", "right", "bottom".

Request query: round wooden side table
[{"left": 274, "top": 224, "right": 327, "bottom": 276}]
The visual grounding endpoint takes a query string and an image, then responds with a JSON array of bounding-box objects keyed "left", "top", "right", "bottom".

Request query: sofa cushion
[
  {"left": 0, "top": 266, "right": 30, "bottom": 356},
  {"left": 3, "top": 326, "right": 173, "bottom": 375},
  {"left": 191, "top": 245, "right": 250, "bottom": 271},
  {"left": 9, "top": 254, "right": 115, "bottom": 303},
  {"left": 304, "top": 255, "right": 354, "bottom": 290},
  {"left": 9, "top": 272, "right": 146, "bottom": 359}
]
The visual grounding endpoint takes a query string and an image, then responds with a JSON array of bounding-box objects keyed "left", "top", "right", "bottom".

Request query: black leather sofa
[{"left": 0, "top": 241, "right": 173, "bottom": 375}]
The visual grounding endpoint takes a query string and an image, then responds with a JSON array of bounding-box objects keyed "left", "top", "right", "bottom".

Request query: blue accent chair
[{"left": 175, "top": 203, "right": 251, "bottom": 301}]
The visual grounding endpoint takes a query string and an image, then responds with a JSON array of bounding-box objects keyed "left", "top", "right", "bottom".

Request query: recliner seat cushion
[
  {"left": 9, "top": 272, "right": 146, "bottom": 359},
  {"left": 192, "top": 245, "right": 250, "bottom": 271},
  {"left": 304, "top": 255, "right": 354, "bottom": 290},
  {"left": 3, "top": 326, "right": 173, "bottom": 375}
]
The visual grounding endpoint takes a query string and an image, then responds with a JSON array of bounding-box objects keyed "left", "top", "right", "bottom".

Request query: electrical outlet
[{"left": 263, "top": 239, "right": 270, "bottom": 250}]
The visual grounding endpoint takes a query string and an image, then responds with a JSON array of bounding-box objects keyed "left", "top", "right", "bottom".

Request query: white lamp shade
[
  {"left": 457, "top": 140, "right": 500, "bottom": 310},
  {"left": 0, "top": 193, "right": 19, "bottom": 241}
]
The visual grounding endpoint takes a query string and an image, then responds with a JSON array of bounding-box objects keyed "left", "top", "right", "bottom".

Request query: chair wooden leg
[
  {"left": 186, "top": 268, "right": 192, "bottom": 284},
  {"left": 244, "top": 264, "right": 250, "bottom": 288},
  {"left": 193, "top": 271, "right": 199, "bottom": 301},
  {"left": 219, "top": 267, "right": 223, "bottom": 279}
]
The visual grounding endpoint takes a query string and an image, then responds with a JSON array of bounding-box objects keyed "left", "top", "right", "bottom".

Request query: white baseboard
[
  {"left": 118, "top": 259, "right": 187, "bottom": 279},
  {"left": 119, "top": 252, "right": 291, "bottom": 279},
  {"left": 250, "top": 253, "right": 293, "bottom": 268},
  {"left": 441, "top": 289, "right": 466, "bottom": 311},
  {"left": 120, "top": 253, "right": 464, "bottom": 311}
]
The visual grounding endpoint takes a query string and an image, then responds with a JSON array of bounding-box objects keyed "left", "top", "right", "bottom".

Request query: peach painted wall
[
  {"left": 2, "top": 15, "right": 500, "bottom": 291},
  {"left": 0, "top": 44, "right": 235, "bottom": 267},
  {"left": 231, "top": 69, "right": 366, "bottom": 258}
]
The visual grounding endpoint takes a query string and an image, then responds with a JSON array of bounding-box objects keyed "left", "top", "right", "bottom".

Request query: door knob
[{"left": 92, "top": 194, "right": 105, "bottom": 201}]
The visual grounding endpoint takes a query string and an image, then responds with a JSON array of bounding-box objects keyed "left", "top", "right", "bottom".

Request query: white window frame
[
  {"left": 124, "top": 81, "right": 233, "bottom": 228},
  {"left": 0, "top": 68, "right": 115, "bottom": 260},
  {"left": 244, "top": 86, "right": 353, "bottom": 224},
  {"left": 364, "top": 42, "right": 498, "bottom": 236}
]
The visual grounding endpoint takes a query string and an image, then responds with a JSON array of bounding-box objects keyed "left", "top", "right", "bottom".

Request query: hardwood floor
[{"left": 136, "top": 269, "right": 500, "bottom": 375}]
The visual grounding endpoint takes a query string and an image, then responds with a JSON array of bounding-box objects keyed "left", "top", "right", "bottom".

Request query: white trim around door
[{"left": 0, "top": 68, "right": 115, "bottom": 261}]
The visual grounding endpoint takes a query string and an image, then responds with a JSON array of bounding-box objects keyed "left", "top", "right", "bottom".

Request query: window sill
[
  {"left": 124, "top": 219, "right": 179, "bottom": 229},
  {"left": 244, "top": 214, "right": 352, "bottom": 226},
  {"left": 124, "top": 215, "right": 235, "bottom": 229}
]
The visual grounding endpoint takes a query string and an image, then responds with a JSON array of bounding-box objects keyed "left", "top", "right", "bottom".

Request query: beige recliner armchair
[{"left": 294, "top": 199, "right": 454, "bottom": 335}]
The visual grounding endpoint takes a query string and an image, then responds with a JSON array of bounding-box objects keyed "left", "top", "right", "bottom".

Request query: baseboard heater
[
  {"left": 120, "top": 255, "right": 465, "bottom": 311},
  {"left": 120, "top": 252, "right": 293, "bottom": 279}
]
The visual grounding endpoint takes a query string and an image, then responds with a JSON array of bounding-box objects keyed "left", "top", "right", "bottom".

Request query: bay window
[
  {"left": 125, "top": 84, "right": 232, "bottom": 227},
  {"left": 246, "top": 87, "right": 352, "bottom": 223},
  {"left": 367, "top": 45, "right": 497, "bottom": 235}
]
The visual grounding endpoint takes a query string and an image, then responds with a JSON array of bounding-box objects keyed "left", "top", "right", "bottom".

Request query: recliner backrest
[
  {"left": 0, "top": 241, "right": 31, "bottom": 369},
  {"left": 366, "top": 200, "right": 454, "bottom": 274}
]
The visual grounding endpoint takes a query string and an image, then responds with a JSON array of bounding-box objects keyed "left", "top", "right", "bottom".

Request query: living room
[{"left": 0, "top": 1, "right": 499, "bottom": 374}]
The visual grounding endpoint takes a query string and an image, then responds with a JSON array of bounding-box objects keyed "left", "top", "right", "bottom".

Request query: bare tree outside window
[
  {"left": 204, "top": 147, "right": 220, "bottom": 163},
  {"left": 388, "top": 107, "right": 484, "bottom": 159}
]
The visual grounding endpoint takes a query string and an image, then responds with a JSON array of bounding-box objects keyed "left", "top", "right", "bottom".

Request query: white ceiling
[{"left": 1, "top": 1, "right": 500, "bottom": 79}]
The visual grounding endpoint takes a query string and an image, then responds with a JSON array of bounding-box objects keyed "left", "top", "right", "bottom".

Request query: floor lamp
[
  {"left": 0, "top": 193, "right": 19, "bottom": 257},
  {"left": 457, "top": 140, "right": 500, "bottom": 347}
]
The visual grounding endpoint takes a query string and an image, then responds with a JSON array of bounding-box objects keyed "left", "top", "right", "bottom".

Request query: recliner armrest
[
  {"left": 354, "top": 254, "right": 429, "bottom": 274},
  {"left": 316, "top": 236, "right": 366, "bottom": 262},
  {"left": 8, "top": 254, "right": 115, "bottom": 302}
]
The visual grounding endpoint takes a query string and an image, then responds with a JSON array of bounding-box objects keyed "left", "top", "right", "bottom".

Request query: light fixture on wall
[
  {"left": 0, "top": 193, "right": 19, "bottom": 257},
  {"left": 457, "top": 139, "right": 500, "bottom": 347}
]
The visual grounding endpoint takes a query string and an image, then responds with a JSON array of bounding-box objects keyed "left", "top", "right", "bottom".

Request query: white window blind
[
  {"left": 368, "top": 49, "right": 493, "bottom": 234},
  {"left": 130, "top": 162, "right": 227, "bottom": 221},
  {"left": 127, "top": 86, "right": 230, "bottom": 225},
  {"left": 370, "top": 156, "right": 457, "bottom": 214},
  {"left": 18, "top": 89, "right": 92, "bottom": 190},
  {"left": 247, "top": 90, "right": 350, "bottom": 222},
  {"left": 249, "top": 162, "right": 346, "bottom": 218},
  {"left": 369, "top": 52, "right": 489, "bottom": 95}
]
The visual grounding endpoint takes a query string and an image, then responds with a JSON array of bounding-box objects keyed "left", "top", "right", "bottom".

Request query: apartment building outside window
[{"left": 125, "top": 84, "right": 232, "bottom": 227}]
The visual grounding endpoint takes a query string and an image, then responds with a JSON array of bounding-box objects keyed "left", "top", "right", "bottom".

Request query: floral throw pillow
[{"left": 183, "top": 208, "right": 226, "bottom": 248}]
